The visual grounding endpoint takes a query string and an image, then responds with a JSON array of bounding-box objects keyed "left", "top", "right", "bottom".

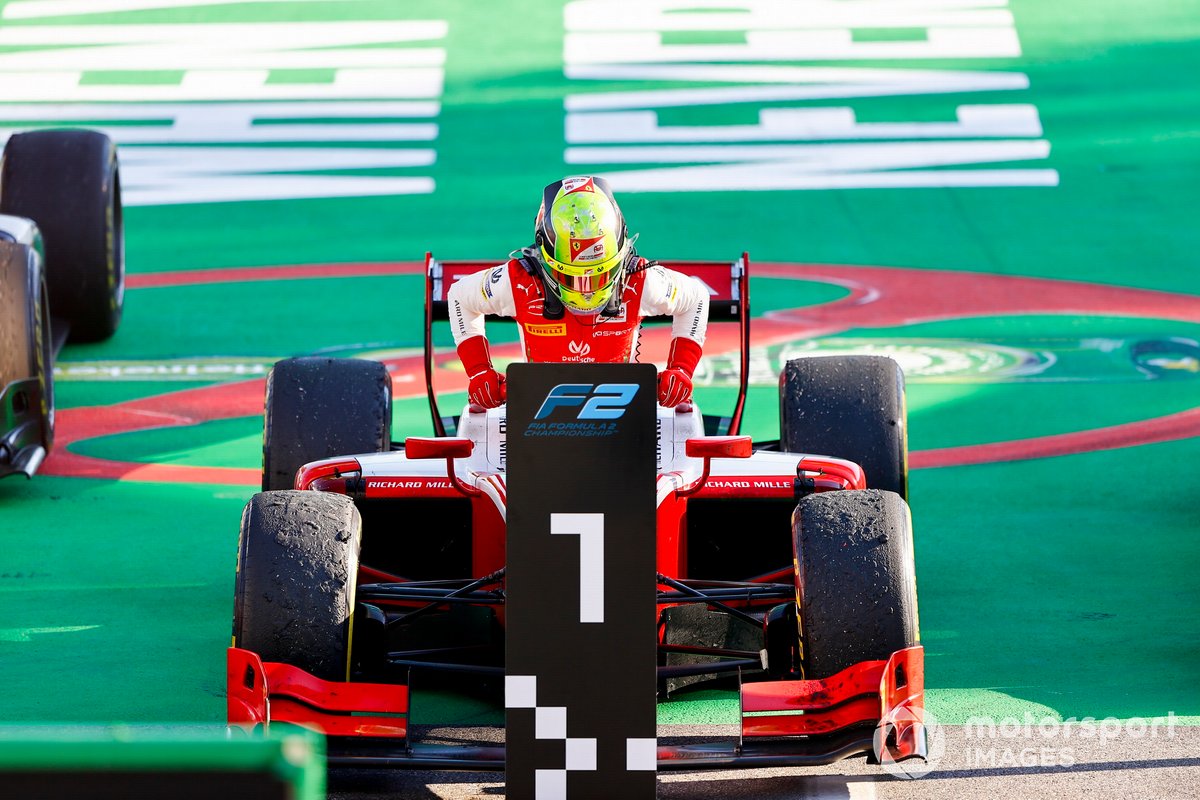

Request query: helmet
[{"left": 534, "top": 176, "right": 635, "bottom": 314}]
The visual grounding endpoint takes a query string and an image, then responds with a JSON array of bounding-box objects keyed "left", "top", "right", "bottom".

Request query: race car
[
  {"left": 0, "top": 129, "right": 125, "bottom": 479},
  {"left": 227, "top": 253, "right": 926, "bottom": 771}
]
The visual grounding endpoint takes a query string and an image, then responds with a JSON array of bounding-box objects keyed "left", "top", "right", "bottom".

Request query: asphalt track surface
[{"left": 327, "top": 726, "right": 1200, "bottom": 799}]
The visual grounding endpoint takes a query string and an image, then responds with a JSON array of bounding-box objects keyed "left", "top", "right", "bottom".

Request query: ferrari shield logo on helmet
[
  {"left": 570, "top": 235, "right": 606, "bottom": 263},
  {"left": 561, "top": 176, "right": 595, "bottom": 194}
]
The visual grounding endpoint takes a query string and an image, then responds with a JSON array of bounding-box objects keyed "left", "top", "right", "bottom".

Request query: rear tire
[
  {"left": 1, "top": 129, "right": 124, "bottom": 342},
  {"left": 792, "top": 489, "right": 919, "bottom": 679},
  {"left": 262, "top": 357, "right": 392, "bottom": 491},
  {"left": 232, "top": 490, "right": 361, "bottom": 682},
  {"left": 0, "top": 242, "right": 53, "bottom": 450},
  {"left": 779, "top": 355, "right": 908, "bottom": 499}
]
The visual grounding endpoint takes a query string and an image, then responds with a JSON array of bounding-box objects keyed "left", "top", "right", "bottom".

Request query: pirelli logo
[{"left": 524, "top": 322, "right": 566, "bottom": 337}]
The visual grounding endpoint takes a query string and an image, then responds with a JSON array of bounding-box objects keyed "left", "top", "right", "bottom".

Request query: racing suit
[{"left": 447, "top": 258, "right": 709, "bottom": 407}]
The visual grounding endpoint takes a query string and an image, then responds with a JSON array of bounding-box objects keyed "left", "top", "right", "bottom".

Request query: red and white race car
[{"left": 227, "top": 253, "right": 926, "bottom": 771}]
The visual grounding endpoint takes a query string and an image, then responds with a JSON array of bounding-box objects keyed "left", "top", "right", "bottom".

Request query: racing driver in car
[{"left": 448, "top": 175, "right": 709, "bottom": 408}]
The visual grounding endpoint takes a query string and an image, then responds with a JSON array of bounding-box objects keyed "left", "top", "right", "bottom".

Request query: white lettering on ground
[
  {"left": 113, "top": 147, "right": 436, "bottom": 205},
  {"left": 4, "top": 0, "right": 327, "bottom": 18},
  {"left": 0, "top": 22, "right": 447, "bottom": 71},
  {"left": 566, "top": 29, "right": 1021, "bottom": 62},
  {"left": 0, "top": 102, "right": 439, "bottom": 144},
  {"left": 565, "top": 0, "right": 1015, "bottom": 31},
  {"left": 564, "top": 66, "right": 1030, "bottom": 110},
  {"left": 568, "top": 105, "right": 1043, "bottom": 142},
  {"left": 566, "top": 142, "right": 1056, "bottom": 191},
  {"left": 0, "top": 69, "right": 442, "bottom": 103},
  {"left": 563, "top": 0, "right": 1057, "bottom": 191},
  {"left": 0, "top": 19, "right": 447, "bottom": 205}
]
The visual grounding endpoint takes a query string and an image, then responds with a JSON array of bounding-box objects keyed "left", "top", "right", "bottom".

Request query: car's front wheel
[
  {"left": 792, "top": 489, "right": 919, "bottom": 679},
  {"left": 232, "top": 490, "right": 361, "bottom": 682}
]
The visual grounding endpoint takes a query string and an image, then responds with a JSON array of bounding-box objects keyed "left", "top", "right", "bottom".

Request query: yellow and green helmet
[{"left": 535, "top": 176, "right": 635, "bottom": 313}]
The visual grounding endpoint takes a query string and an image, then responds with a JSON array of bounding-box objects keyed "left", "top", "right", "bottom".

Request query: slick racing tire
[
  {"left": 1, "top": 129, "right": 124, "bottom": 343},
  {"left": 780, "top": 355, "right": 908, "bottom": 500},
  {"left": 262, "top": 357, "right": 392, "bottom": 491},
  {"left": 0, "top": 242, "right": 53, "bottom": 450},
  {"left": 233, "top": 490, "right": 361, "bottom": 682},
  {"left": 792, "top": 489, "right": 919, "bottom": 679}
]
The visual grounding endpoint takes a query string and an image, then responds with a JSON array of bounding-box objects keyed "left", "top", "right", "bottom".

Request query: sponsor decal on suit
[{"left": 525, "top": 322, "right": 566, "bottom": 336}]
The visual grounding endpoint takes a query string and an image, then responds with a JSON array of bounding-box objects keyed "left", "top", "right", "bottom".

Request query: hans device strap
[{"left": 600, "top": 248, "right": 648, "bottom": 317}]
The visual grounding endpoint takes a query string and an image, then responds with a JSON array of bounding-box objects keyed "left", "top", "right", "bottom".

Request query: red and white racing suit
[{"left": 447, "top": 259, "right": 709, "bottom": 406}]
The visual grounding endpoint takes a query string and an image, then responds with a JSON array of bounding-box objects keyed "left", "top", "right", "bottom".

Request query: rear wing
[{"left": 423, "top": 252, "right": 750, "bottom": 437}]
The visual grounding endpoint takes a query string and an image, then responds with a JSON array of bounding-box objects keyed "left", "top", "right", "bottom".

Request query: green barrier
[{"left": 0, "top": 725, "right": 323, "bottom": 799}]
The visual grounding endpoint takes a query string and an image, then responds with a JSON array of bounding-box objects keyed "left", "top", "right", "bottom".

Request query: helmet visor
[{"left": 539, "top": 240, "right": 629, "bottom": 309}]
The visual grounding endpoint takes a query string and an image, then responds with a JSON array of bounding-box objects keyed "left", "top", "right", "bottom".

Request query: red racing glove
[
  {"left": 658, "top": 336, "right": 702, "bottom": 407},
  {"left": 457, "top": 335, "right": 506, "bottom": 408}
]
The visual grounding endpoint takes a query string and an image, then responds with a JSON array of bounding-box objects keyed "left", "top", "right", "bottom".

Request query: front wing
[{"left": 227, "top": 645, "right": 926, "bottom": 770}]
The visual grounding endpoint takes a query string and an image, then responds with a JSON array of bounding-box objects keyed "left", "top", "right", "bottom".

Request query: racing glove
[
  {"left": 457, "top": 335, "right": 506, "bottom": 408},
  {"left": 658, "top": 336, "right": 702, "bottom": 407}
]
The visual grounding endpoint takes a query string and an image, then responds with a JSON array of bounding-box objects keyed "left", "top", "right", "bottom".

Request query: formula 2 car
[
  {"left": 227, "top": 253, "right": 926, "bottom": 771},
  {"left": 0, "top": 129, "right": 124, "bottom": 479}
]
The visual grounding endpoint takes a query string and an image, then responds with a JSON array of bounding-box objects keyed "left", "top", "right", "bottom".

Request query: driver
[{"left": 448, "top": 175, "right": 709, "bottom": 408}]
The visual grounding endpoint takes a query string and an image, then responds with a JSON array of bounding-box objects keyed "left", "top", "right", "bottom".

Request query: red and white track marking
[{"left": 42, "top": 261, "right": 1200, "bottom": 484}]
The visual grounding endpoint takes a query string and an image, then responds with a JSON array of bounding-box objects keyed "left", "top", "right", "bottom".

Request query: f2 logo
[{"left": 534, "top": 383, "right": 638, "bottom": 420}]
